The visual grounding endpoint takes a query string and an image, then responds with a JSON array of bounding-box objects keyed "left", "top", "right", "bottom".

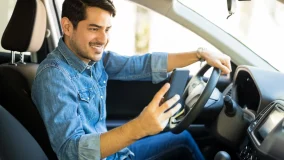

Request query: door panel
[{"left": 106, "top": 80, "right": 166, "bottom": 121}]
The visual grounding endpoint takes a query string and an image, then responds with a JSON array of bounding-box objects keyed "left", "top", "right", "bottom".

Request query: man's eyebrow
[
  {"left": 88, "top": 24, "right": 101, "bottom": 28},
  {"left": 88, "top": 24, "right": 112, "bottom": 29}
]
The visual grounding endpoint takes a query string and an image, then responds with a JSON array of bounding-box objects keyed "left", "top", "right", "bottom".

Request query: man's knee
[
  {"left": 171, "top": 131, "right": 194, "bottom": 146},
  {"left": 155, "top": 131, "right": 195, "bottom": 149}
]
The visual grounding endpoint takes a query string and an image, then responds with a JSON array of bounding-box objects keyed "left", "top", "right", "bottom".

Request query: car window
[
  {"left": 179, "top": 0, "right": 284, "bottom": 72},
  {"left": 55, "top": 0, "right": 226, "bottom": 75}
]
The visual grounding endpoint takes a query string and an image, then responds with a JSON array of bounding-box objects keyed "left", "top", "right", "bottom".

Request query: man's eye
[
  {"left": 106, "top": 28, "right": 111, "bottom": 33},
  {"left": 89, "top": 28, "right": 98, "bottom": 31}
]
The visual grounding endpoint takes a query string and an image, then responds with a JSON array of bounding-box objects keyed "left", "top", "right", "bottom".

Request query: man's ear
[{"left": 61, "top": 17, "right": 73, "bottom": 37}]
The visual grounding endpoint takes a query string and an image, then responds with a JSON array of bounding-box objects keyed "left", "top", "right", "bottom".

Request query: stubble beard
[{"left": 70, "top": 37, "right": 92, "bottom": 62}]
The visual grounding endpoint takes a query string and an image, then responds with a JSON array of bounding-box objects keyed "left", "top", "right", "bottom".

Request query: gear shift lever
[
  {"left": 224, "top": 96, "right": 236, "bottom": 117},
  {"left": 214, "top": 151, "right": 231, "bottom": 160}
]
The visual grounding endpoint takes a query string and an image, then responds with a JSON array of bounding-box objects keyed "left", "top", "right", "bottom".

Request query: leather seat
[
  {"left": 0, "top": 105, "right": 48, "bottom": 160},
  {"left": 0, "top": 0, "right": 57, "bottom": 159}
]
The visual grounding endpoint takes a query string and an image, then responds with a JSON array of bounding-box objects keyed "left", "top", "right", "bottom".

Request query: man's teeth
[{"left": 91, "top": 45, "right": 102, "bottom": 49}]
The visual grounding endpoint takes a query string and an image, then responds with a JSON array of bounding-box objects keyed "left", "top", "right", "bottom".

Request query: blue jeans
[{"left": 127, "top": 131, "right": 205, "bottom": 160}]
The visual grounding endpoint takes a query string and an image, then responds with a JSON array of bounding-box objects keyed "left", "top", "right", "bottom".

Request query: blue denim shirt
[{"left": 31, "top": 39, "right": 168, "bottom": 160}]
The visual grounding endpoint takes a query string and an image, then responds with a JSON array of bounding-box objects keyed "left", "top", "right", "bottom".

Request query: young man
[{"left": 32, "top": 0, "right": 231, "bottom": 159}]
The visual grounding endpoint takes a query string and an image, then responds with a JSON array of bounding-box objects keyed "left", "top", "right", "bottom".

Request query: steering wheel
[{"left": 169, "top": 64, "right": 221, "bottom": 134}]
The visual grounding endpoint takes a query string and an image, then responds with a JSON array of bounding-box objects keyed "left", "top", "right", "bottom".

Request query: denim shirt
[{"left": 31, "top": 39, "right": 168, "bottom": 160}]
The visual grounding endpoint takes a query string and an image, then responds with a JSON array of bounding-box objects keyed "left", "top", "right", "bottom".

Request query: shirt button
[
  {"left": 100, "top": 96, "right": 103, "bottom": 99},
  {"left": 86, "top": 66, "right": 91, "bottom": 69},
  {"left": 103, "top": 81, "right": 106, "bottom": 83}
]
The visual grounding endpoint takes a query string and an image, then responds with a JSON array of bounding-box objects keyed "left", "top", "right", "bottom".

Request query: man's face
[{"left": 63, "top": 7, "right": 112, "bottom": 63}]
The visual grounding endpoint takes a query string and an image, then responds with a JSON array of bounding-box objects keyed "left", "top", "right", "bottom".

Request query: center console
[{"left": 240, "top": 100, "right": 284, "bottom": 160}]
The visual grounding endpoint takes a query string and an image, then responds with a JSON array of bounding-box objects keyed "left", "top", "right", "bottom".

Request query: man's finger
[
  {"left": 158, "top": 94, "right": 180, "bottom": 113},
  {"left": 161, "top": 103, "right": 182, "bottom": 120},
  {"left": 216, "top": 61, "right": 230, "bottom": 75},
  {"left": 222, "top": 56, "right": 232, "bottom": 72},
  {"left": 148, "top": 83, "right": 170, "bottom": 108}
]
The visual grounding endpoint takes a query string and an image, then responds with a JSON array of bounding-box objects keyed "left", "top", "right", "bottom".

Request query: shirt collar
[{"left": 57, "top": 38, "right": 96, "bottom": 73}]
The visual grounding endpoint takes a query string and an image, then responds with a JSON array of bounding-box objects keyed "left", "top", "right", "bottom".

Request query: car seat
[
  {"left": 0, "top": 105, "right": 48, "bottom": 160},
  {"left": 0, "top": 0, "right": 57, "bottom": 159}
]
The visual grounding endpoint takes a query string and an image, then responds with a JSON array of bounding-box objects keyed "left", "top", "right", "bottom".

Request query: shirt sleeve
[
  {"left": 102, "top": 51, "right": 168, "bottom": 84},
  {"left": 32, "top": 65, "right": 101, "bottom": 160}
]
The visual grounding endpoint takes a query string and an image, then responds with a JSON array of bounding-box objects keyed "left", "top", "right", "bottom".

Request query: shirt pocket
[
  {"left": 78, "top": 89, "right": 96, "bottom": 102},
  {"left": 78, "top": 88, "right": 99, "bottom": 123}
]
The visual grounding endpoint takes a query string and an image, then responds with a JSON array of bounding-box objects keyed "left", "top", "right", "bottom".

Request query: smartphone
[{"left": 164, "top": 69, "right": 189, "bottom": 112}]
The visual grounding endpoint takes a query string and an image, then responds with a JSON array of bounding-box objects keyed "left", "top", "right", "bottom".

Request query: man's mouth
[
  {"left": 90, "top": 45, "right": 104, "bottom": 55},
  {"left": 90, "top": 45, "right": 103, "bottom": 49},
  {"left": 90, "top": 42, "right": 104, "bottom": 53}
]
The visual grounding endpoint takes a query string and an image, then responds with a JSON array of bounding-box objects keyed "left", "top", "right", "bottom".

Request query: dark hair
[{"left": 62, "top": 0, "right": 116, "bottom": 29}]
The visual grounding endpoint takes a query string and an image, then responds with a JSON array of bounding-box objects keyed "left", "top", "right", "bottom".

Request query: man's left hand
[{"left": 199, "top": 49, "right": 232, "bottom": 74}]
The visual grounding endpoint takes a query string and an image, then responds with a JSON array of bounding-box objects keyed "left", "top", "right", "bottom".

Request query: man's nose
[{"left": 97, "top": 30, "right": 108, "bottom": 44}]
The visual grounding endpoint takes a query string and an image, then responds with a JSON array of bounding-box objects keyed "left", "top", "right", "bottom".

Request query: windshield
[{"left": 179, "top": 0, "right": 284, "bottom": 72}]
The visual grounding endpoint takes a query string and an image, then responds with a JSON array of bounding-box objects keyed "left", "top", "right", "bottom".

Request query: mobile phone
[{"left": 164, "top": 69, "right": 189, "bottom": 112}]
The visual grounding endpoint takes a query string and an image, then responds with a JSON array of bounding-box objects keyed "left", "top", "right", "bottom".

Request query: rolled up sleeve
[
  {"left": 151, "top": 52, "right": 168, "bottom": 84},
  {"left": 103, "top": 51, "right": 168, "bottom": 83},
  {"left": 78, "top": 134, "right": 101, "bottom": 160}
]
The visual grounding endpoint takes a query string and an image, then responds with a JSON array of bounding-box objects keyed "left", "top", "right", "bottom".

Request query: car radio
[{"left": 241, "top": 100, "right": 284, "bottom": 160}]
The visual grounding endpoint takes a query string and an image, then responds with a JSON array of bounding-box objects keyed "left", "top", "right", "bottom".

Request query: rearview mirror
[{"left": 227, "top": 0, "right": 236, "bottom": 19}]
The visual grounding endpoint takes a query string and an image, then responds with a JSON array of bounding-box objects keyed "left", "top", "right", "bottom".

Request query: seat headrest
[{"left": 1, "top": 0, "right": 47, "bottom": 53}]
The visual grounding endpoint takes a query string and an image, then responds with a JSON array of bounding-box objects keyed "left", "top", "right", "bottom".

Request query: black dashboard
[
  {"left": 218, "top": 65, "right": 284, "bottom": 160},
  {"left": 232, "top": 65, "right": 284, "bottom": 114}
]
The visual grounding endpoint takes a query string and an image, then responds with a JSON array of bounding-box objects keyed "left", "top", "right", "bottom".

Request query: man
[{"left": 32, "top": 0, "right": 231, "bottom": 159}]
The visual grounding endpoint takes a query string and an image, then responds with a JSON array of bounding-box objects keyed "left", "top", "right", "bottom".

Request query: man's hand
[
  {"left": 135, "top": 83, "right": 181, "bottom": 137},
  {"left": 199, "top": 49, "right": 232, "bottom": 74},
  {"left": 167, "top": 50, "right": 232, "bottom": 74}
]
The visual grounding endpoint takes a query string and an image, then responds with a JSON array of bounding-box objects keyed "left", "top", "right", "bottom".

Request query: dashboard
[
  {"left": 217, "top": 65, "right": 284, "bottom": 160},
  {"left": 232, "top": 65, "right": 284, "bottom": 114}
]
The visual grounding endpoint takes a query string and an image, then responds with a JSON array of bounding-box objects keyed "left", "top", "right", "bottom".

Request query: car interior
[{"left": 0, "top": 0, "right": 283, "bottom": 160}]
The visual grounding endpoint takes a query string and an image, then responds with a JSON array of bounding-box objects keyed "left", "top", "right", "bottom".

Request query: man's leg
[{"left": 127, "top": 131, "right": 205, "bottom": 160}]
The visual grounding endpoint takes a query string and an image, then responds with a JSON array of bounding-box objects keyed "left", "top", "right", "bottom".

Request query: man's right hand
[
  {"left": 135, "top": 83, "right": 182, "bottom": 137},
  {"left": 100, "top": 83, "right": 181, "bottom": 158}
]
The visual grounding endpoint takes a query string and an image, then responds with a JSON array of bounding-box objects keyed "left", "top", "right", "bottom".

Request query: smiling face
[{"left": 62, "top": 7, "right": 112, "bottom": 63}]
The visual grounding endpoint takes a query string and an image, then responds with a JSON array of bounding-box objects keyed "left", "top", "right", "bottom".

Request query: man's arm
[
  {"left": 103, "top": 49, "right": 231, "bottom": 85},
  {"left": 168, "top": 49, "right": 232, "bottom": 74},
  {"left": 103, "top": 51, "right": 168, "bottom": 84},
  {"left": 32, "top": 66, "right": 86, "bottom": 159}
]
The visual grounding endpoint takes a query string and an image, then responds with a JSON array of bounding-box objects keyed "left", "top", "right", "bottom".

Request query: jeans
[{"left": 127, "top": 131, "right": 205, "bottom": 160}]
